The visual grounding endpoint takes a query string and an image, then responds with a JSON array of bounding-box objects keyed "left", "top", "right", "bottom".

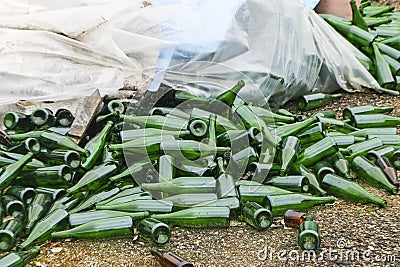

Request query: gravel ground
[{"left": 11, "top": 1, "right": 400, "bottom": 267}]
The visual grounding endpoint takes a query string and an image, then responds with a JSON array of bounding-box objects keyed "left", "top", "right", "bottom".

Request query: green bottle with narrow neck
[
  {"left": 215, "top": 157, "right": 237, "bottom": 198},
  {"left": 96, "top": 187, "right": 143, "bottom": 206},
  {"left": 4, "top": 186, "right": 36, "bottom": 205},
  {"left": 25, "top": 194, "right": 53, "bottom": 234},
  {"left": 69, "top": 187, "right": 120, "bottom": 214},
  {"left": 30, "top": 108, "right": 55, "bottom": 127},
  {"left": 241, "top": 202, "right": 273, "bottom": 230},
  {"left": 265, "top": 176, "right": 309, "bottom": 193},
  {"left": 383, "top": 55, "right": 400, "bottom": 76},
  {"left": 279, "top": 136, "right": 301, "bottom": 175},
  {"left": 162, "top": 194, "right": 217, "bottom": 210},
  {"left": 52, "top": 216, "right": 135, "bottom": 241},
  {"left": 2, "top": 195, "right": 24, "bottom": 217},
  {"left": 120, "top": 115, "right": 188, "bottom": 132},
  {"left": 138, "top": 218, "right": 171, "bottom": 246},
  {"left": 367, "top": 134, "right": 400, "bottom": 145},
  {"left": 47, "top": 193, "right": 85, "bottom": 214},
  {"left": 345, "top": 138, "right": 383, "bottom": 160},
  {"left": 107, "top": 135, "right": 174, "bottom": 156},
  {"left": 316, "top": 117, "right": 358, "bottom": 133},
  {"left": 3, "top": 112, "right": 35, "bottom": 132},
  {"left": 18, "top": 209, "right": 69, "bottom": 250},
  {"left": 297, "top": 123, "right": 325, "bottom": 145},
  {"left": 237, "top": 184, "right": 293, "bottom": 206},
  {"left": 233, "top": 105, "right": 267, "bottom": 130},
  {"left": 81, "top": 121, "right": 113, "bottom": 170},
  {"left": 35, "top": 187, "right": 66, "bottom": 201},
  {"left": 69, "top": 211, "right": 149, "bottom": 227},
  {"left": 328, "top": 152, "right": 353, "bottom": 180},
  {"left": 96, "top": 199, "right": 173, "bottom": 214},
  {"left": 298, "top": 216, "right": 320, "bottom": 250},
  {"left": 351, "top": 156, "right": 398, "bottom": 194},
  {"left": 141, "top": 177, "right": 216, "bottom": 195},
  {"left": 382, "top": 35, "right": 400, "bottom": 50},
  {"left": 376, "top": 40, "right": 400, "bottom": 61},
  {"left": 215, "top": 80, "right": 245, "bottom": 107},
  {"left": 350, "top": 0, "right": 369, "bottom": 31},
  {"left": 151, "top": 207, "right": 230, "bottom": 228},
  {"left": 95, "top": 192, "right": 152, "bottom": 207},
  {"left": 67, "top": 162, "right": 118, "bottom": 194},
  {"left": 349, "top": 127, "right": 397, "bottom": 137},
  {"left": 274, "top": 117, "right": 317, "bottom": 139},
  {"left": 189, "top": 108, "right": 239, "bottom": 133},
  {"left": 296, "top": 137, "right": 338, "bottom": 167},
  {"left": 43, "top": 149, "right": 81, "bottom": 169},
  {"left": 0, "top": 212, "right": 24, "bottom": 251},
  {"left": 330, "top": 135, "right": 364, "bottom": 147},
  {"left": 0, "top": 246, "right": 40, "bottom": 266},
  {"left": 39, "top": 132, "right": 89, "bottom": 156},
  {"left": 160, "top": 140, "right": 230, "bottom": 161},
  {"left": 321, "top": 173, "right": 386, "bottom": 207},
  {"left": 248, "top": 106, "right": 295, "bottom": 124},
  {"left": 375, "top": 43, "right": 395, "bottom": 89},
  {"left": 297, "top": 93, "right": 342, "bottom": 111},
  {"left": 0, "top": 150, "right": 44, "bottom": 169},
  {"left": 194, "top": 197, "right": 240, "bottom": 215},
  {"left": 264, "top": 194, "right": 335, "bottom": 216},
  {"left": 20, "top": 165, "right": 72, "bottom": 189},
  {"left": 366, "top": 146, "right": 396, "bottom": 162},
  {"left": 352, "top": 114, "right": 400, "bottom": 128},
  {"left": 9, "top": 137, "right": 41, "bottom": 155},
  {"left": 314, "top": 161, "right": 335, "bottom": 181},
  {"left": 120, "top": 128, "right": 189, "bottom": 143},
  {"left": 108, "top": 161, "right": 153, "bottom": 184},
  {"left": 0, "top": 152, "right": 33, "bottom": 190},
  {"left": 290, "top": 164, "right": 327, "bottom": 196}
]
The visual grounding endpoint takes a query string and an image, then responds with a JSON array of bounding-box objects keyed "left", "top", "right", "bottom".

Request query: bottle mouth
[
  {"left": 25, "top": 138, "right": 41, "bottom": 154},
  {"left": 298, "top": 231, "right": 320, "bottom": 250},
  {"left": 22, "top": 188, "right": 37, "bottom": 205},
  {"left": 301, "top": 179, "right": 310, "bottom": 193},
  {"left": 0, "top": 231, "right": 14, "bottom": 251},
  {"left": 188, "top": 120, "right": 208, "bottom": 138},
  {"left": 65, "top": 151, "right": 81, "bottom": 169},
  {"left": 254, "top": 209, "right": 272, "bottom": 230},
  {"left": 7, "top": 201, "right": 24, "bottom": 215},
  {"left": 108, "top": 100, "right": 125, "bottom": 114},
  {"left": 152, "top": 225, "right": 171, "bottom": 245},
  {"left": 60, "top": 165, "right": 73, "bottom": 182},
  {"left": 56, "top": 110, "right": 74, "bottom": 127},
  {"left": 3, "top": 112, "right": 19, "bottom": 129},
  {"left": 31, "top": 108, "right": 49, "bottom": 126}
]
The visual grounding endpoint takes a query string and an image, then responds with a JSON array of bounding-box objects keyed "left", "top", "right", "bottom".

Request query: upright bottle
[
  {"left": 350, "top": 0, "right": 369, "bottom": 31},
  {"left": 151, "top": 207, "right": 231, "bottom": 228},
  {"left": 279, "top": 136, "right": 301, "bottom": 175},
  {"left": 81, "top": 121, "right": 113, "bottom": 170},
  {"left": 25, "top": 194, "right": 53, "bottom": 234},
  {"left": 298, "top": 216, "right": 320, "bottom": 250},
  {"left": 151, "top": 248, "right": 195, "bottom": 267},
  {"left": 321, "top": 173, "right": 387, "bottom": 207},
  {"left": 52, "top": 216, "right": 135, "bottom": 240},
  {"left": 138, "top": 218, "right": 171, "bottom": 246},
  {"left": 241, "top": 202, "right": 273, "bottom": 230},
  {"left": 0, "top": 247, "right": 40, "bottom": 266},
  {"left": 297, "top": 93, "right": 342, "bottom": 111},
  {"left": 0, "top": 152, "right": 33, "bottom": 190}
]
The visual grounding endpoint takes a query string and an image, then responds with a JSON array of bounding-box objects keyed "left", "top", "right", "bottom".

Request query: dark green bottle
[
  {"left": 1, "top": 195, "right": 24, "bottom": 217},
  {"left": 351, "top": 156, "right": 398, "bottom": 194},
  {"left": 296, "top": 137, "right": 338, "bottom": 167},
  {"left": 349, "top": 127, "right": 397, "bottom": 137},
  {"left": 0, "top": 212, "right": 24, "bottom": 251},
  {"left": 350, "top": 0, "right": 368, "bottom": 31},
  {"left": 351, "top": 113, "right": 400, "bottom": 128},
  {"left": 160, "top": 140, "right": 230, "bottom": 161},
  {"left": 314, "top": 161, "right": 335, "bottom": 181},
  {"left": 241, "top": 202, "right": 273, "bottom": 230},
  {"left": 215, "top": 157, "right": 237, "bottom": 198},
  {"left": 39, "top": 132, "right": 89, "bottom": 156},
  {"left": 151, "top": 207, "right": 230, "bottom": 228},
  {"left": 163, "top": 194, "right": 217, "bottom": 210},
  {"left": 321, "top": 173, "right": 386, "bottom": 207},
  {"left": 138, "top": 218, "right": 171, "bottom": 246},
  {"left": 237, "top": 184, "right": 293, "bottom": 206},
  {"left": 69, "top": 210, "right": 149, "bottom": 227},
  {"left": 265, "top": 176, "right": 309, "bottom": 193},
  {"left": 25, "top": 194, "right": 53, "bottom": 234},
  {"left": 264, "top": 194, "right": 335, "bottom": 216},
  {"left": 279, "top": 136, "right": 300, "bottom": 175},
  {"left": 30, "top": 108, "right": 55, "bottom": 127},
  {"left": 96, "top": 199, "right": 173, "bottom": 214},
  {"left": 107, "top": 135, "right": 174, "bottom": 157},
  {"left": 47, "top": 193, "right": 85, "bottom": 214},
  {"left": 43, "top": 150, "right": 81, "bottom": 169},
  {"left": 345, "top": 138, "right": 383, "bottom": 160},
  {"left": 0, "top": 152, "right": 33, "bottom": 190},
  {"left": 328, "top": 152, "right": 353, "bottom": 180},
  {"left": 298, "top": 216, "right": 320, "bottom": 250},
  {"left": 81, "top": 121, "right": 113, "bottom": 170},
  {"left": 297, "top": 123, "right": 325, "bottom": 145},
  {"left": 297, "top": 93, "right": 342, "bottom": 111},
  {"left": 0, "top": 246, "right": 40, "bottom": 266},
  {"left": 52, "top": 216, "right": 135, "bottom": 240},
  {"left": 290, "top": 164, "right": 327, "bottom": 196},
  {"left": 141, "top": 177, "right": 216, "bottom": 195},
  {"left": 367, "top": 134, "right": 400, "bottom": 145},
  {"left": 149, "top": 107, "right": 190, "bottom": 120},
  {"left": 18, "top": 209, "right": 69, "bottom": 250},
  {"left": 20, "top": 165, "right": 72, "bottom": 189},
  {"left": 95, "top": 192, "right": 152, "bottom": 208},
  {"left": 67, "top": 162, "right": 118, "bottom": 194},
  {"left": 373, "top": 43, "right": 396, "bottom": 88},
  {"left": 55, "top": 109, "right": 74, "bottom": 127},
  {"left": 96, "top": 187, "right": 144, "bottom": 206},
  {"left": 215, "top": 80, "right": 245, "bottom": 107},
  {"left": 0, "top": 151, "right": 44, "bottom": 171},
  {"left": 120, "top": 128, "right": 189, "bottom": 143},
  {"left": 108, "top": 161, "right": 153, "bottom": 184},
  {"left": 3, "top": 112, "right": 34, "bottom": 132},
  {"left": 120, "top": 115, "right": 188, "bottom": 132},
  {"left": 35, "top": 188, "right": 66, "bottom": 201},
  {"left": 274, "top": 117, "right": 317, "bottom": 139},
  {"left": 366, "top": 146, "right": 396, "bottom": 162},
  {"left": 69, "top": 187, "right": 120, "bottom": 214},
  {"left": 4, "top": 186, "right": 36, "bottom": 205}
]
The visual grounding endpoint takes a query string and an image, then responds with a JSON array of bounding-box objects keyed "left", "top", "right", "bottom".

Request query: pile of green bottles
[
  {"left": 320, "top": 0, "right": 400, "bottom": 91},
  {"left": 1, "top": 80, "right": 400, "bottom": 265}
]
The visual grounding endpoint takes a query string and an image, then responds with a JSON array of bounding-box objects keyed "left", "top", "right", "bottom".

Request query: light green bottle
[
  {"left": 351, "top": 114, "right": 400, "bottom": 128},
  {"left": 349, "top": 127, "right": 397, "bottom": 137},
  {"left": 120, "top": 128, "right": 189, "bottom": 143},
  {"left": 44, "top": 150, "right": 81, "bottom": 169},
  {"left": 69, "top": 210, "right": 149, "bottom": 227},
  {"left": 96, "top": 199, "right": 173, "bottom": 214},
  {"left": 265, "top": 176, "right": 309, "bottom": 193},
  {"left": 69, "top": 187, "right": 120, "bottom": 214},
  {"left": 95, "top": 192, "right": 152, "bottom": 207},
  {"left": 120, "top": 115, "right": 188, "bottom": 132},
  {"left": 296, "top": 137, "right": 338, "bottom": 167},
  {"left": 0, "top": 246, "right": 40, "bottom": 266},
  {"left": 215, "top": 157, "right": 237, "bottom": 198},
  {"left": 328, "top": 152, "right": 353, "bottom": 180},
  {"left": 151, "top": 207, "right": 230, "bottom": 228},
  {"left": 289, "top": 164, "right": 327, "bottom": 196},
  {"left": 314, "top": 161, "right": 335, "bottom": 182},
  {"left": 141, "top": 177, "right": 216, "bottom": 195},
  {"left": 343, "top": 105, "right": 394, "bottom": 119},
  {"left": 4, "top": 186, "right": 36, "bottom": 205},
  {"left": 344, "top": 138, "right": 383, "bottom": 160},
  {"left": 241, "top": 202, "right": 273, "bottom": 230},
  {"left": 35, "top": 187, "right": 66, "bottom": 201},
  {"left": 237, "top": 184, "right": 293, "bottom": 206},
  {"left": 215, "top": 80, "right": 245, "bottom": 107},
  {"left": 274, "top": 117, "right": 317, "bottom": 139},
  {"left": 160, "top": 140, "right": 230, "bottom": 161},
  {"left": 279, "top": 136, "right": 301, "bottom": 175},
  {"left": 162, "top": 194, "right": 217, "bottom": 210},
  {"left": 366, "top": 146, "right": 396, "bottom": 162},
  {"left": 367, "top": 134, "right": 400, "bottom": 145},
  {"left": 96, "top": 187, "right": 143, "bottom": 206},
  {"left": 297, "top": 93, "right": 342, "bottom": 111},
  {"left": 39, "top": 132, "right": 89, "bottom": 156}
]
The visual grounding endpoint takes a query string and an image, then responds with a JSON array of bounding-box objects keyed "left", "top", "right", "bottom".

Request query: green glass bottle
[
  {"left": 52, "top": 216, "right": 135, "bottom": 241},
  {"left": 297, "top": 123, "right": 325, "bottom": 145},
  {"left": 149, "top": 107, "right": 190, "bottom": 120},
  {"left": 215, "top": 80, "right": 245, "bottom": 107},
  {"left": 160, "top": 140, "right": 230, "bottom": 161},
  {"left": 95, "top": 192, "right": 152, "bottom": 208},
  {"left": 0, "top": 212, "right": 24, "bottom": 251},
  {"left": 188, "top": 119, "right": 208, "bottom": 138},
  {"left": 67, "top": 162, "right": 118, "bottom": 194},
  {"left": 345, "top": 138, "right": 383, "bottom": 160},
  {"left": 69, "top": 187, "right": 120, "bottom": 214},
  {"left": 35, "top": 187, "right": 66, "bottom": 201},
  {"left": 349, "top": 127, "right": 397, "bottom": 137},
  {"left": 351, "top": 113, "right": 400, "bottom": 129},
  {"left": 264, "top": 176, "right": 309, "bottom": 193},
  {"left": 1, "top": 195, "right": 24, "bottom": 217},
  {"left": 20, "top": 165, "right": 72, "bottom": 189},
  {"left": 81, "top": 121, "right": 113, "bottom": 170},
  {"left": 0, "top": 150, "right": 45, "bottom": 170},
  {"left": 351, "top": 156, "right": 397, "bottom": 194},
  {"left": 107, "top": 99, "right": 125, "bottom": 114},
  {"left": 321, "top": 173, "right": 386, "bottom": 207},
  {"left": 8, "top": 131, "right": 43, "bottom": 142},
  {"left": 264, "top": 194, "right": 335, "bottom": 216},
  {"left": 373, "top": 43, "right": 396, "bottom": 88},
  {"left": 237, "top": 184, "right": 293, "bottom": 206},
  {"left": 298, "top": 216, "right": 320, "bottom": 250},
  {"left": 30, "top": 108, "right": 55, "bottom": 127},
  {"left": 47, "top": 193, "right": 85, "bottom": 214},
  {"left": 163, "top": 194, "right": 217, "bottom": 210},
  {"left": 231, "top": 147, "right": 258, "bottom": 172},
  {"left": 108, "top": 161, "right": 153, "bottom": 184},
  {"left": 366, "top": 146, "right": 396, "bottom": 162},
  {"left": 0, "top": 152, "right": 33, "bottom": 190},
  {"left": 194, "top": 197, "right": 240, "bottom": 215},
  {"left": 55, "top": 109, "right": 74, "bottom": 127},
  {"left": 18, "top": 209, "right": 69, "bottom": 250},
  {"left": 151, "top": 207, "right": 230, "bottom": 228},
  {"left": 364, "top": 5, "right": 395, "bottom": 17},
  {"left": 274, "top": 117, "right": 317, "bottom": 139},
  {"left": 376, "top": 157, "right": 399, "bottom": 188},
  {"left": 314, "top": 161, "right": 335, "bottom": 181},
  {"left": 120, "top": 115, "right": 188, "bottom": 132},
  {"left": 331, "top": 135, "right": 364, "bottom": 147},
  {"left": 4, "top": 186, "right": 36, "bottom": 205},
  {"left": 290, "top": 164, "right": 327, "bottom": 196},
  {"left": 3, "top": 112, "right": 34, "bottom": 132},
  {"left": 96, "top": 199, "right": 173, "bottom": 214},
  {"left": 39, "top": 132, "right": 89, "bottom": 156},
  {"left": 141, "top": 177, "right": 216, "bottom": 195},
  {"left": 120, "top": 128, "right": 189, "bottom": 143},
  {"left": 138, "top": 218, "right": 171, "bottom": 246},
  {"left": 382, "top": 35, "right": 400, "bottom": 50},
  {"left": 367, "top": 134, "right": 400, "bottom": 145},
  {"left": 296, "top": 137, "right": 338, "bottom": 167},
  {"left": 350, "top": 0, "right": 369, "bottom": 31},
  {"left": 247, "top": 106, "right": 294, "bottom": 124},
  {"left": 316, "top": 117, "right": 358, "bottom": 133},
  {"left": 25, "top": 194, "right": 53, "bottom": 234},
  {"left": 383, "top": 55, "right": 400, "bottom": 76},
  {"left": 297, "top": 93, "right": 342, "bottom": 111},
  {"left": 234, "top": 105, "right": 267, "bottom": 130},
  {"left": 328, "top": 152, "right": 353, "bottom": 180},
  {"left": 239, "top": 201, "right": 272, "bottom": 231},
  {"left": 69, "top": 210, "right": 149, "bottom": 227},
  {"left": 96, "top": 187, "right": 144, "bottom": 206},
  {"left": 43, "top": 149, "right": 81, "bottom": 169},
  {"left": 215, "top": 158, "right": 237, "bottom": 198},
  {"left": 0, "top": 246, "right": 40, "bottom": 266},
  {"left": 189, "top": 108, "right": 239, "bottom": 133},
  {"left": 279, "top": 136, "right": 301, "bottom": 175}
]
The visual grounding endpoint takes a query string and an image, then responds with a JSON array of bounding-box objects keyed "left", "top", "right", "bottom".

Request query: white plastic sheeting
[{"left": 0, "top": 0, "right": 384, "bottom": 105}]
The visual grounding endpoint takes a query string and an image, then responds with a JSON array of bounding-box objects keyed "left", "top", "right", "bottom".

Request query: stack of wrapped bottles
[{"left": 0, "top": 82, "right": 399, "bottom": 265}]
